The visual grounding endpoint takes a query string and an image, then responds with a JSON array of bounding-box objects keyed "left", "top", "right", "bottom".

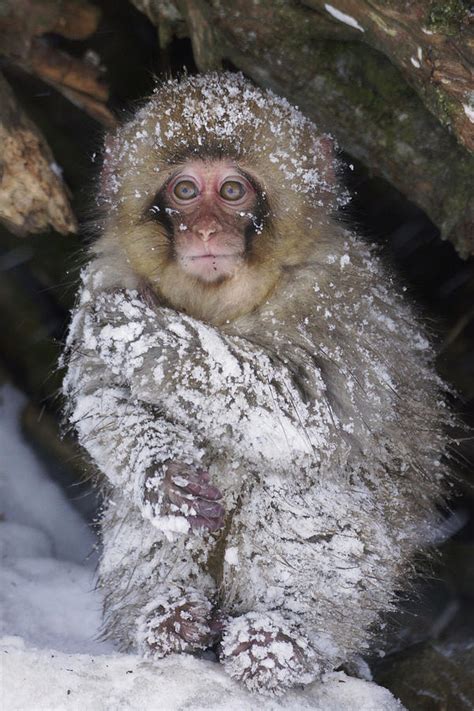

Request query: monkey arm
[
  {"left": 62, "top": 284, "right": 227, "bottom": 536},
  {"left": 80, "top": 281, "right": 332, "bottom": 474}
]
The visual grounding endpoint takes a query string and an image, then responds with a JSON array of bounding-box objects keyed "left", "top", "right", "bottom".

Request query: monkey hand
[{"left": 143, "top": 461, "right": 225, "bottom": 534}]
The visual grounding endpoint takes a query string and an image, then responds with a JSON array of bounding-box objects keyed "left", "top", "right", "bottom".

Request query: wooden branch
[
  {"left": 0, "top": 73, "right": 77, "bottom": 236},
  {"left": 29, "top": 39, "right": 109, "bottom": 102},
  {"left": 23, "top": 38, "right": 116, "bottom": 127},
  {"left": 59, "top": 86, "right": 117, "bottom": 129},
  {"left": 0, "top": 0, "right": 114, "bottom": 127},
  {"left": 49, "top": 0, "right": 102, "bottom": 40},
  {"left": 178, "top": 0, "right": 221, "bottom": 70},
  {"left": 0, "top": 0, "right": 101, "bottom": 58},
  {"left": 132, "top": 0, "right": 474, "bottom": 257}
]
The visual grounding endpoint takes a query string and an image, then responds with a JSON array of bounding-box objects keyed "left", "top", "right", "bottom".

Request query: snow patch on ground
[
  {"left": 0, "top": 386, "right": 95, "bottom": 564},
  {"left": 0, "top": 386, "right": 405, "bottom": 709},
  {"left": 2, "top": 641, "right": 405, "bottom": 711}
]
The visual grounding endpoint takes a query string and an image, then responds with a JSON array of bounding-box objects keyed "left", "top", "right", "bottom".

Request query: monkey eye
[
  {"left": 173, "top": 179, "right": 199, "bottom": 201},
  {"left": 219, "top": 180, "right": 246, "bottom": 202}
]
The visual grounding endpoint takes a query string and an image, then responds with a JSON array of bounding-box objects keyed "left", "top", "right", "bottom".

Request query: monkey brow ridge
[{"left": 163, "top": 141, "right": 242, "bottom": 166}]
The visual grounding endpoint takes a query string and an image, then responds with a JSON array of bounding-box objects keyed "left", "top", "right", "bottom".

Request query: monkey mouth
[
  {"left": 190, "top": 253, "right": 237, "bottom": 260},
  {"left": 179, "top": 253, "right": 243, "bottom": 282}
]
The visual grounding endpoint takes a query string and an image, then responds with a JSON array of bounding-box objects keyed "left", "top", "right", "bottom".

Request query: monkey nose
[{"left": 195, "top": 221, "right": 219, "bottom": 242}]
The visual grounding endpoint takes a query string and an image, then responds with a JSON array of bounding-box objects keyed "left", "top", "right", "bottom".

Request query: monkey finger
[
  {"left": 170, "top": 475, "right": 192, "bottom": 488},
  {"left": 194, "top": 467, "right": 210, "bottom": 481},
  {"left": 169, "top": 470, "right": 222, "bottom": 499},
  {"left": 172, "top": 467, "right": 211, "bottom": 485},
  {"left": 209, "top": 614, "right": 226, "bottom": 636},
  {"left": 178, "top": 479, "right": 223, "bottom": 500},
  {"left": 191, "top": 499, "right": 225, "bottom": 519},
  {"left": 166, "top": 488, "right": 194, "bottom": 509},
  {"left": 179, "top": 619, "right": 212, "bottom": 645}
]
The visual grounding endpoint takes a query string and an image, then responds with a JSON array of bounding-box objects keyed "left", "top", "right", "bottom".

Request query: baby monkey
[{"left": 63, "top": 73, "right": 451, "bottom": 695}]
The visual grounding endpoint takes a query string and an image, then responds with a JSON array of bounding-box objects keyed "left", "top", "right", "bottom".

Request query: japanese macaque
[{"left": 63, "top": 73, "right": 452, "bottom": 696}]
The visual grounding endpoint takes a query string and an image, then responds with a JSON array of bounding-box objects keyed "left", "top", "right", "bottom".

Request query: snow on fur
[{"left": 62, "top": 72, "right": 452, "bottom": 694}]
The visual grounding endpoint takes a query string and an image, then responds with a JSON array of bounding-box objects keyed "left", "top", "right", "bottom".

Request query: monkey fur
[{"left": 63, "top": 73, "right": 451, "bottom": 695}]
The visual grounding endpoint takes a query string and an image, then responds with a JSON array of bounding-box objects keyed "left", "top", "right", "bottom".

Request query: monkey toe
[
  {"left": 221, "top": 611, "right": 319, "bottom": 695},
  {"left": 138, "top": 589, "right": 215, "bottom": 658}
]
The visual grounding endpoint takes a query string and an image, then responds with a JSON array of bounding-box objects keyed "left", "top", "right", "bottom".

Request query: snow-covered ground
[{"left": 0, "top": 386, "right": 405, "bottom": 710}]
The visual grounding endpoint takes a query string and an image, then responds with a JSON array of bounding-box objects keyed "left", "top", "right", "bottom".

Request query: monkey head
[{"left": 97, "top": 73, "right": 347, "bottom": 324}]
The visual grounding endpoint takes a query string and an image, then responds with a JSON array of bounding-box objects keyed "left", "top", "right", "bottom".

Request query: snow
[
  {"left": 324, "top": 5, "right": 365, "bottom": 32},
  {"left": 0, "top": 386, "right": 94, "bottom": 564},
  {"left": 2, "top": 641, "right": 405, "bottom": 711},
  {"left": 463, "top": 103, "right": 474, "bottom": 123},
  {"left": 0, "top": 385, "right": 405, "bottom": 709}
]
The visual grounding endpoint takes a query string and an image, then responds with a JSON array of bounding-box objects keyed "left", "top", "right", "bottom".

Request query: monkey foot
[
  {"left": 220, "top": 612, "right": 319, "bottom": 696},
  {"left": 139, "top": 589, "right": 216, "bottom": 658}
]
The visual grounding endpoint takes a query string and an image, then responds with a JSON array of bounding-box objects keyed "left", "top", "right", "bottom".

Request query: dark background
[{"left": 0, "top": 1, "right": 473, "bottom": 707}]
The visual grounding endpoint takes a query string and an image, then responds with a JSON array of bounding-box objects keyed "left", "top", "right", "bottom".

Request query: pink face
[{"left": 164, "top": 161, "right": 258, "bottom": 282}]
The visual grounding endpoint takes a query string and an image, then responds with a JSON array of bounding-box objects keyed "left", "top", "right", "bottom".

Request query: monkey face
[
  {"left": 98, "top": 73, "right": 347, "bottom": 323},
  {"left": 150, "top": 160, "right": 261, "bottom": 284}
]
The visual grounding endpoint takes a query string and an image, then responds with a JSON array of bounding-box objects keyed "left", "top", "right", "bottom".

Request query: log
[
  {"left": 131, "top": 0, "right": 474, "bottom": 257},
  {"left": 0, "top": 72, "right": 77, "bottom": 236},
  {"left": 59, "top": 86, "right": 117, "bottom": 129},
  {"left": 0, "top": 0, "right": 115, "bottom": 128},
  {"left": 0, "top": 0, "right": 101, "bottom": 58},
  {"left": 302, "top": 0, "right": 474, "bottom": 153},
  {"left": 27, "top": 39, "right": 116, "bottom": 128},
  {"left": 29, "top": 39, "right": 109, "bottom": 103}
]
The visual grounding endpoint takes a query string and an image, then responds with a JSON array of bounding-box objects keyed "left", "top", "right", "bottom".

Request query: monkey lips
[{"left": 178, "top": 250, "right": 244, "bottom": 282}]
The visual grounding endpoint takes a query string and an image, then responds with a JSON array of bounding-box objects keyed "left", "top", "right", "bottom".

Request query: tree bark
[
  {"left": 0, "top": 72, "right": 77, "bottom": 236},
  {"left": 132, "top": 0, "right": 474, "bottom": 257},
  {"left": 0, "top": 0, "right": 115, "bottom": 128},
  {"left": 0, "top": 0, "right": 101, "bottom": 57},
  {"left": 303, "top": 0, "right": 474, "bottom": 153}
]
